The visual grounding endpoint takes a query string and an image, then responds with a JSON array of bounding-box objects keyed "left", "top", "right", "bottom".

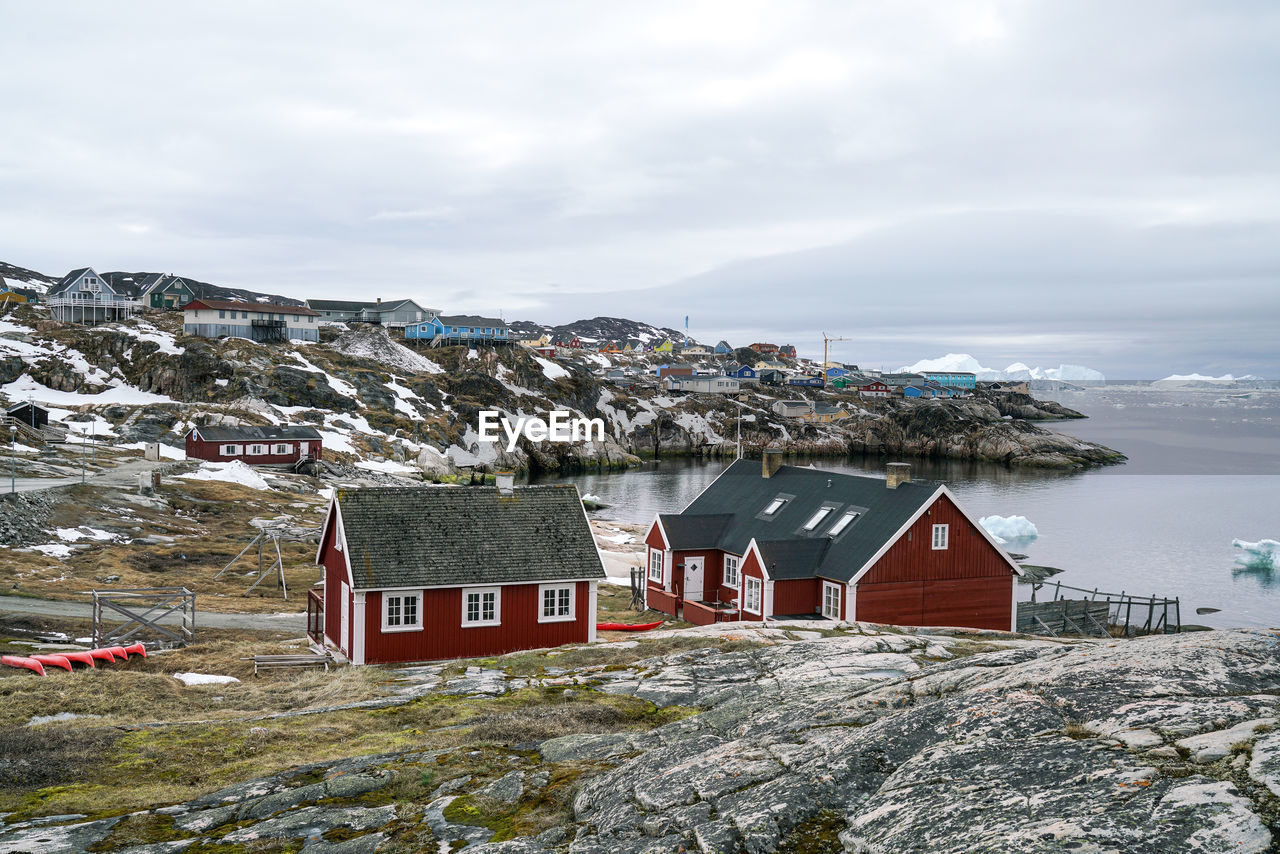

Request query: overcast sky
[{"left": 3, "top": 2, "right": 1278, "bottom": 377}]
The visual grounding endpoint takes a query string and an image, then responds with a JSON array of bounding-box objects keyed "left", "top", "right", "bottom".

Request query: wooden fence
[{"left": 1019, "top": 581, "right": 1180, "bottom": 638}]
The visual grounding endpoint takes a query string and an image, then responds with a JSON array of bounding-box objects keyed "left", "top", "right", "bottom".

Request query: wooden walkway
[{"left": 1018, "top": 581, "right": 1180, "bottom": 638}]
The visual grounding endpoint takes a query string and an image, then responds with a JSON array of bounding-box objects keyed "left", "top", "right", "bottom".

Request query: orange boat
[
  {"left": 87, "top": 649, "right": 116, "bottom": 664},
  {"left": 30, "top": 654, "right": 74, "bottom": 672},
  {"left": 103, "top": 646, "right": 128, "bottom": 661},
  {"left": 1, "top": 655, "right": 47, "bottom": 676},
  {"left": 57, "top": 651, "right": 96, "bottom": 668},
  {"left": 596, "top": 621, "right": 665, "bottom": 632},
  {"left": 122, "top": 642, "right": 146, "bottom": 658}
]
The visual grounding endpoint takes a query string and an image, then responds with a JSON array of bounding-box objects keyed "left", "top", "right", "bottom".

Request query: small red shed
[
  {"left": 643, "top": 456, "right": 1020, "bottom": 631},
  {"left": 185, "top": 425, "right": 323, "bottom": 465},
  {"left": 312, "top": 481, "right": 605, "bottom": 665}
]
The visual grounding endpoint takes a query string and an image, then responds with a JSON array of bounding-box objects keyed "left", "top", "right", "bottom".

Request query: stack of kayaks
[{"left": 1, "top": 642, "right": 146, "bottom": 677}]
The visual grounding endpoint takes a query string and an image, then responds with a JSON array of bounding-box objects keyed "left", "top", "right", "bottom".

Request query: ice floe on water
[
  {"left": 980, "top": 515, "right": 1039, "bottom": 544},
  {"left": 1233, "top": 538, "right": 1278, "bottom": 570}
]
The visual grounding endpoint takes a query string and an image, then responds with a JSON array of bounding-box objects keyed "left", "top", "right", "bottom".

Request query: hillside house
[
  {"left": 654, "top": 340, "right": 674, "bottom": 353},
  {"left": 880, "top": 373, "right": 925, "bottom": 388},
  {"left": 757, "top": 369, "right": 785, "bottom": 386},
  {"left": 182, "top": 299, "right": 319, "bottom": 342},
  {"left": 643, "top": 456, "right": 1020, "bottom": 630},
  {"left": 749, "top": 343, "right": 779, "bottom": 355},
  {"left": 771, "top": 400, "right": 814, "bottom": 418},
  {"left": 982, "top": 381, "right": 1030, "bottom": 395},
  {"left": 923, "top": 371, "right": 977, "bottom": 389},
  {"left": 598, "top": 340, "right": 622, "bottom": 354},
  {"left": 7, "top": 401, "right": 50, "bottom": 430},
  {"left": 137, "top": 274, "right": 199, "bottom": 310},
  {"left": 661, "top": 376, "right": 741, "bottom": 394},
  {"left": 680, "top": 343, "right": 711, "bottom": 356},
  {"left": 714, "top": 340, "right": 733, "bottom": 354},
  {"left": 779, "top": 345, "right": 797, "bottom": 358},
  {"left": 0, "top": 279, "right": 40, "bottom": 305},
  {"left": 755, "top": 360, "right": 787, "bottom": 371},
  {"left": 185, "top": 425, "right": 323, "bottom": 464},
  {"left": 517, "top": 333, "right": 550, "bottom": 347},
  {"left": 623, "top": 339, "right": 644, "bottom": 353},
  {"left": 655, "top": 363, "right": 694, "bottom": 378},
  {"left": 312, "top": 481, "right": 605, "bottom": 664},
  {"left": 47, "top": 268, "right": 140, "bottom": 325},
  {"left": 306, "top": 299, "right": 439, "bottom": 328},
  {"left": 786, "top": 375, "right": 825, "bottom": 388},
  {"left": 799, "top": 403, "right": 851, "bottom": 423},
  {"left": 825, "top": 367, "right": 848, "bottom": 380},
  {"left": 857, "top": 380, "right": 891, "bottom": 398},
  {"left": 405, "top": 315, "right": 510, "bottom": 346},
  {"left": 725, "top": 364, "right": 759, "bottom": 382}
]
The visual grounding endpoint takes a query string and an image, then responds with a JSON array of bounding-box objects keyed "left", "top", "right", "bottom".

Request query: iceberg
[
  {"left": 1232, "top": 538, "right": 1278, "bottom": 570},
  {"left": 898, "top": 354, "right": 1105, "bottom": 382},
  {"left": 980, "top": 515, "right": 1039, "bottom": 544}
]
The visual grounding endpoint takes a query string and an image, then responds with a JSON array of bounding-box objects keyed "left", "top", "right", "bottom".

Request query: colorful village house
[
  {"left": 643, "top": 456, "right": 1020, "bottom": 631},
  {"left": 182, "top": 299, "right": 320, "bottom": 342},
  {"left": 405, "top": 315, "right": 510, "bottom": 346},
  {"left": 137, "top": 274, "right": 199, "bottom": 311},
  {"left": 654, "top": 339, "right": 674, "bottom": 353},
  {"left": 47, "top": 267, "right": 141, "bottom": 325},
  {"left": 185, "top": 425, "right": 323, "bottom": 465},
  {"left": 714, "top": 340, "right": 733, "bottom": 354},
  {"left": 312, "top": 478, "right": 605, "bottom": 664}
]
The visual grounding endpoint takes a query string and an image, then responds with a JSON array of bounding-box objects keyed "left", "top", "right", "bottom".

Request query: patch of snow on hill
[
  {"left": 536, "top": 357, "right": 568, "bottom": 380},
  {"left": 2, "top": 374, "right": 175, "bottom": 407},
  {"left": 117, "top": 441, "right": 186, "bottom": 460},
  {"left": 178, "top": 460, "right": 271, "bottom": 491},
  {"left": 332, "top": 328, "right": 443, "bottom": 374},
  {"left": 290, "top": 351, "right": 360, "bottom": 399},
  {"left": 104, "top": 321, "right": 184, "bottom": 356},
  {"left": 355, "top": 459, "right": 418, "bottom": 474}
]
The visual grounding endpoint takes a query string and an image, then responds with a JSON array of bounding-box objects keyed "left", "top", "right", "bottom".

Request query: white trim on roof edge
[
  {"left": 847, "top": 486, "right": 946, "bottom": 585},
  {"left": 938, "top": 484, "right": 1025, "bottom": 577},
  {"left": 647, "top": 514, "right": 670, "bottom": 550}
]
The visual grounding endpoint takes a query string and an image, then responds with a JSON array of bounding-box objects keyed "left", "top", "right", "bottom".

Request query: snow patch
[
  {"left": 173, "top": 672, "right": 241, "bottom": 686},
  {"left": 1, "top": 374, "right": 175, "bottom": 406},
  {"left": 355, "top": 459, "right": 419, "bottom": 475},
  {"left": 535, "top": 357, "right": 569, "bottom": 380},
  {"left": 178, "top": 460, "right": 272, "bottom": 491}
]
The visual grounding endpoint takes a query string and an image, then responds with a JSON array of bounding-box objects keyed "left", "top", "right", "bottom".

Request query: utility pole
[{"left": 9, "top": 424, "right": 15, "bottom": 493}]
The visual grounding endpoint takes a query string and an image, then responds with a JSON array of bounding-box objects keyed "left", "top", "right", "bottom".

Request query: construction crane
[{"left": 822, "top": 332, "right": 851, "bottom": 375}]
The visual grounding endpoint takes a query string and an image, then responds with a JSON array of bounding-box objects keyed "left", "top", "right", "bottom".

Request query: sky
[{"left": 2, "top": 1, "right": 1278, "bottom": 378}]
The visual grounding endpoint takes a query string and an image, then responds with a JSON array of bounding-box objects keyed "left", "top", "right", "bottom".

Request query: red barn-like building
[
  {"left": 643, "top": 455, "right": 1020, "bottom": 631},
  {"left": 311, "top": 481, "right": 605, "bottom": 665},
  {"left": 185, "top": 425, "right": 323, "bottom": 465}
]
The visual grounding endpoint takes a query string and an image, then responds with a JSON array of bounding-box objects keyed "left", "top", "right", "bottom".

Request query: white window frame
[
  {"left": 743, "top": 576, "right": 762, "bottom": 614},
  {"left": 538, "top": 583, "right": 576, "bottom": 623},
  {"left": 247, "top": 444, "right": 267, "bottom": 455},
  {"left": 762, "top": 497, "right": 786, "bottom": 516},
  {"left": 932, "top": 524, "right": 950, "bottom": 550},
  {"left": 461, "top": 586, "right": 501, "bottom": 627},
  {"left": 273, "top": 443, "right": 292, "bottom": 454},
  {"left": 723, "top": 554, "right": 740, "bottom": 587},
  {"left": 219, "top": 444, "right": 241, "bottom": 455},
  {"left": 822, "top": 581, "right": 841, "bottom": 620},
  {"left": 648, "top": 549, "right": 663, "bottom": 582},
  {"left": 803, "top": 507, "right": 834, "bottom": 531},
  {"left": 382, "top": 591, "right": 422, "bottom": 633},
  {"left": 827, "top": 510, "right": 861, "bottom": 538}
]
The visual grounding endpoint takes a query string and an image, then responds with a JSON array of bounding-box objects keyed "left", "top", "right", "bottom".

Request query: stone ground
[{"left": 0, "top": 625, "right": 1277, "bottom": 853}]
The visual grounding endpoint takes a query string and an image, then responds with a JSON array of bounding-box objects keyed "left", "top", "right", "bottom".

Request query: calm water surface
[{"left": 536, "top": 387, "right": 1280, "bottom": 629}]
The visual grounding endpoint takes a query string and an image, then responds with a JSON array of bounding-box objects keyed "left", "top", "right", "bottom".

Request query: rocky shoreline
[{"left": 2, "top": 626, "right": 1275, "bottom": 852}]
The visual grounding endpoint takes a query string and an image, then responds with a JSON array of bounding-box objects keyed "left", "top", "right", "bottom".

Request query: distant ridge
[
  {"left": 509, "top": 315, "right": 690, "bottom": 345},
  {"left": 0, "top": 260, "right": 302, "bottom": 306}
]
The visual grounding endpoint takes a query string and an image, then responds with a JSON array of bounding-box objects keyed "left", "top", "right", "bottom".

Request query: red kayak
[
  {"left": 30, "top": 654, "right": 73, "bottom": 672},
  {"left": 1, "top": 655, "right": 47, "bottom": 676},
  {"left": 87, "top": 649, "right": 116, "bottom": 664},
  {"left": 596, "top": 621, "right": 665, "bottom": 632},
  {"left": 123, "top": 642, "right": 146, "bottom": 658},
  {"left": 103, "top": 646, "right": 128, "bottom": 661},
  {"left": 59, "top": 651, "right": 96, "bottom": 668}
]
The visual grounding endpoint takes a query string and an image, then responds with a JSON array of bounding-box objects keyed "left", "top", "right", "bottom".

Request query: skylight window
[
  {"left": 763, "top": 497, "right": 787, "bottom": 515},
  {"left": 803, "top": 507, "right": 834, "bottom": 531},
  {"left": 827, "top": 510, "right": 861, "bottom": 537}
]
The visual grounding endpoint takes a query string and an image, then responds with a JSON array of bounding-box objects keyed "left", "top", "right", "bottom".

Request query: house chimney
[
  {"left": 376, "top": 297, "right": 382, "bottom": 305},
  {"left": 495, "top": 471, "right": 515, "bottom": 496},
  {"left": 762, "top": 448, "right": 784, "bottom": 479},
  {"left": 886, "top": 462, "right": 911, "bottom": 489}
]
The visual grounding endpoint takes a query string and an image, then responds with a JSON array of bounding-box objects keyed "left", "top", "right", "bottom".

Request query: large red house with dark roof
[{"left": 644, "top": 455, "right": 1021, "bottom": 631}]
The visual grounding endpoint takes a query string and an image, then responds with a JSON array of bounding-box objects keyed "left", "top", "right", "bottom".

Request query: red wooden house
[
  {"left": 858, "top": 380, "right": 891, "bottom": 398},
  {"left": 185, "top": 425, "right": 323, "bottom": 465},
  {"left": 311, "top": 480, "right": 605, "bottom": 665},
  {"left": 749, "top": 343, "right": 779, "bottom": 355},
  {"left": 643, "top": 455, "right": 1020, "bottom": 631}
]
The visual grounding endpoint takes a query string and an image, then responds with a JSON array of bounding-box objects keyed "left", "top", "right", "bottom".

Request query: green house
[{"left": 140, "top": 274, "right": 199, "bottom": 310}]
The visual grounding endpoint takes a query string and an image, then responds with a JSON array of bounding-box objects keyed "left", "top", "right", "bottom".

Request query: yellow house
[
  {"left": 654, "top": 340, "right": 674, "bottom": 353},
  {"left": 755, "top": 359, "right": 787, "bottom": 371},
  {"left": 799, "top": 405, "right": 852, "bottom": 424},
  {"left": 518, "top": 333, "right": 550, "bottom": 347}
]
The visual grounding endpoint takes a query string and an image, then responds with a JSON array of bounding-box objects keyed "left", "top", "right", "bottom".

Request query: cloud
[{"left": 0, "top": 1, "right": 1277, "bottom": 376}]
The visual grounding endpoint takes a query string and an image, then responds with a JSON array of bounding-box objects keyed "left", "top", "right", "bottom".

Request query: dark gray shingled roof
[
  {"left": 192, "top": 425, "right": 322, "bottom": 441},
  {"left": 336, "top": 485, "right": 605, "bottom": 590},
  {"left": 435, "top": 315, "right": 507, "bottom": 327},
  {"left": 666, "top": 459, "right": 943, "bottom": 583}
]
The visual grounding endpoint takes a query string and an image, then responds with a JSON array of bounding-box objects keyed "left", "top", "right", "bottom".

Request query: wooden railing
[
  {"left": 307, "top": 588, "right": 324, "bottom": 644},
  {"left": 1022, "top": 581, "right": 1180, "bottom": 636}
]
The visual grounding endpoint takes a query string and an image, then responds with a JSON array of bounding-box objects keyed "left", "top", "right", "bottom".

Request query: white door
[
  {"left": 339, "top": 581, "right": 350, "bottom": 654},
  {"left": 683, "top": 557, "right": 704, "bottom": 603},
  {"left": 822, "top": 582, "right": 841, "bottom": 620}
]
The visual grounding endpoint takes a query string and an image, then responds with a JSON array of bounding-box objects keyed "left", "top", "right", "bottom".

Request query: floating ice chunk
[
  {"left": 980, "top": 515, "right": 1039, "bottom": 544},
  {"left": 1233, "top": 538, "right": 1278, "bottom": 570}
]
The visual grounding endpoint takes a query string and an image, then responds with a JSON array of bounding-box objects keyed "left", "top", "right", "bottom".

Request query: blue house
[
  {"left": 405, "top": 314, "right": 510, "bottom": 346},
  {"left": 714, "top": 340, "right": 733, "bottom": 355},
  {"left": 725, "top": 364, "right": 758, "bottom": 381},
  {"left": 787, "top": 375, "right": 826, "bottom": 388},
  {"left": 825, "top": 367, "right": 848, "bottom": 380},
  {"left": 923, "top": 371, "right": 976, "bottom": 389},
  {"left": 903, "top": 385, "right": 934, "bottom": 398}
]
